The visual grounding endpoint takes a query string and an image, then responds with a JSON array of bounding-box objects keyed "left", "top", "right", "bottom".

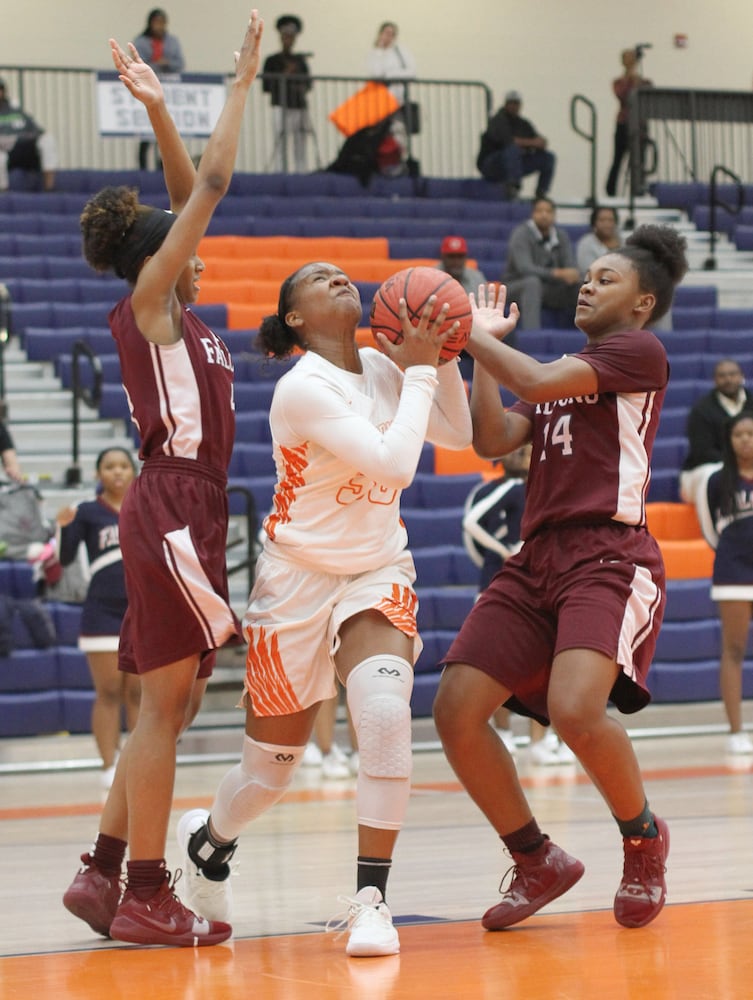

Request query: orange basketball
[{"left": 369, "top": 266, "right": 472, "bottom": 363}]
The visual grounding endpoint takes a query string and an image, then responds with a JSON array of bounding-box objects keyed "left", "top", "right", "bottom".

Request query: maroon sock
[
  {"left": 125, "top": 859, "right": 168, "bottom": 900},
  {"left": 90, "top": 833, "right": 127, "bottom": 877},
  {"left": 502, "top": 819, "right": 547, "bottom": 855}
]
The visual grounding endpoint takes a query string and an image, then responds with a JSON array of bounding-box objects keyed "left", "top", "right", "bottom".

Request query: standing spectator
[
  {"left": 477, "top": 91, "right": 555, "bottom": 201},
  {"left": 605, "top": 48, "right": 652, "bottom": 198},
  {"left": 0, "top": 419, "right": 23, "bottom": 482},
  {"left": 56, "top": 448, "right": 139, "bottom": 790},
  {"left": 62, "top": 13, "right": 263, "bottom": 948},
  {"left": 0, "top": 78, "right": 58, "bottom": 192},
  {"left": 699, "top": 412, "right": 753, "bottom": 755},
  {"left": 133, "top": 8, "right": 185, "bottom": 170},
  {"left": 462, "top": 445, "right": 574, "bottom": 765},
  {"left": 366, "top": 22, "right": 417, "bottom": 174},
  {"left": 262, "top": 15, "right": 312, "bottom": 173},
  {"left": 175, "top": 262, "right": 472, "bottom": 958},
  {"left": 503, "top": 197, "right": 581, "bottom": 333},
  {"left": 576, "top": 206, "right": 622, "bottom": 275},
  {"left": 434, "top": 225, "right": 688, "bottom": 932},
  {"left": 679, "top": 359, "right": 753, "bottom": 509}
]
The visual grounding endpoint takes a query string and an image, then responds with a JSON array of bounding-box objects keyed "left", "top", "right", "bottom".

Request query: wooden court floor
[{"left": 1, "top": 709, "right": 752, "bottom": 999}]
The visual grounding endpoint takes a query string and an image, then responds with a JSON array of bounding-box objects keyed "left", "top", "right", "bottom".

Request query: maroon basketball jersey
[
  {"left": 109, "top": 296, "right": 235, "bottom": 473},
  {"left": 512, "top": 328, "right": 668, "bottom": 538}
]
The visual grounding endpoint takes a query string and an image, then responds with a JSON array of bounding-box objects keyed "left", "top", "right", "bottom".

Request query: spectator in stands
[
  {"left": 0, "top": 419, "right": 23, "bottom": 482},
  {"left": 366, "top": 22, "right": 417, "bottom": 175},
  {"left": 133, "top": 8, "right": 185, "bottom": 170},
  {"left": 605, "top": 48, "right": 652, "bottom": 198},
  {"left": 262, "top": 15, "right": 312, "bottom": 173},
  {"left": 175, "top": 261, "right": 472, "bottom": 959},
  {"left": 700, "top": 412, "right": 753, "bottom": 755},
  {"left": 462, "top": 445, "right": 575, "bottom": 766},
  {"left": 0, "top": 78, "right": 58, "bottom": 192},
  {"left": 502, "top": 197, "right": 580, "bottom": 332},
  {"left": 679, "top": 358, "right": 753, "bottom": 509},
  {"left": 56, "top": 448, "right": 139, "bottom": 790},
  {"left": 62, "top": 14, "right": 263, "bottom": 949},
  {"left": 434, "top": 225, "right": 688, "bottom": 932},
  {"left": 477, "top": 91, "right": 555, "bottom": 201},
  {"left": 436, "top": 235, "right": 487, "bottom": 295},
  {"left": 576, "top": 206, "right": 622, "bottom": 275}
]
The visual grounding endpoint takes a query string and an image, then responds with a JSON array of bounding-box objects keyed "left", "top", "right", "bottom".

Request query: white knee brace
[
  {"left": 346, "top": 654, "right": 413, "bottom": 831},
  {"left": 210, "top": 735, "right": 304, "bottom": 842}
]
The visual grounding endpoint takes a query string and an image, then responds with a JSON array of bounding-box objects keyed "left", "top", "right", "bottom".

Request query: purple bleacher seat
[
  {"left": 700, "top": 353, "right": 753, "bottom": 378},
  {"left": 283, "top": 172, "right": 362, "bottom": 197},
  {"left": 432, "top": 587, "right": 477, "bottom": 630},
  {"left": 227, "top": 475, "right": 275, "bottom": 515},
  {"left": 656, "top": 329, "right": 710, "bottom": 354},
  {"left": 733, "top": 224, "right": 753, "bottom": 252},
  {"left": 664, "top": 579, "right": 715, "bottom": 623},
  {"left": 206, "top": 216, "right": 254, "bottom": 237},
  {"left": 707, "top": 330, "right": 753, "bottom": 355},
  {"left": 412, "top": 545, "right": 466, "bottom": 587},
  {"left": 663, "top": 378, "right": 706, "bottom": 409},
  {"left": 692, "top": 205, "right": 736, "bottom": 235},
  {"left": 0, "top": 212, "right": 44, "bottom": 234},
  {"left": 0, "top": 256, "right": 44, "bottom": 279},
  {"left": 10, "top": 301, "right": 54, "bottom": 333},
  {"left": 99, "top": 384, "right": 130, "bottom": 421},
  {"left": 46, "top": 257, "right": 92, "bottom": 279},
  {"left": 0, "top": 650, "right": 58, "bottom": 692},
  {"left": 16, "top": 233, "right": 80, "bottom": 255},
  {"left": 651, "top": 182, "right": 706, "bottom": 214},
  {"left": 61, "top": 690, "right": 96, "bottom": 733},
  {"left": 401, "top": 506, "right": 464, "bottom": 548},
  {"left": 647, "top": 468, "right": 680, "bottom": 502},
  {"left": 670, "top": 305, "right": 716, "bottom": 330},
  {"left": 652, "top": 437, "right": 687, "bottom": 471},
  {"left": 673, "top": 285, "right": 717, "bottom": 308},
  {"left": 713, "top": 308, "right": 753, "bottom": 330},
  {"left": 657, "top": 406, "right": 689, "bottom": 439},
  {"left": 2, "top": 192, "right": 69, "bottom": 214},
  {"left": 667, "top": 354, "right": 704, "bottom": 379},
  {"left": 387, "top": 237, "right": 438, "bottom": 259},
  {"left": 234, "top": 443, "right": 277, "bottom": 478},
  {"left": 0, "top": 690, "right": 63, "bottom": 737},
  {"left": 192, "top": 303, "right": 228, "bottom": 328},
  {"left": 250, "top": 217, "right": 305, "bottom": 237},
  {"left": 229, "top": 173, "right": 287, "bottom": 196},
  {"left": 412, "top": 472, "right": 480, "bottom": 510},
  {"left": 655, "top": 619, "right": 720, "bottom": 661},
  {"left": 215, "top": 195, "right": 273, "bottom": 217},
  {"left": 50, "top": 603, "right": 83, "bottom": 647},
  {"left": 368, "top": 176, "right": 418, "bottom": 198}
]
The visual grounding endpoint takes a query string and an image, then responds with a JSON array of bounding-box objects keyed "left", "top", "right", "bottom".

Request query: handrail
[
  {"left": 703, "top": 164, "right": 744, "bottom": 270},
  {"left": 226, "top": 484, "right": 258, "bottom": 598},
  {"left": 0, "top": 283, "right": 9, "bottom": 404},
  {"left": 65, "top": 340, "right": 103, "bottom": 487},
  {"left": 570, "top": 94, "right": 597, "bottom": 206}
]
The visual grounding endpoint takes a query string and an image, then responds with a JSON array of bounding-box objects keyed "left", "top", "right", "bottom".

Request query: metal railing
[
  {"left": 703, "top": 164, "right": 744, "bottom": 270},
  {"left": 570, "top": 94, "right": 597, "bottom": 206},
  {"left": 64, "top": 340, "right": 103, "bottom": 487},
  {"left": 0, "top": 65, "right": 492, "bottom": 180}
]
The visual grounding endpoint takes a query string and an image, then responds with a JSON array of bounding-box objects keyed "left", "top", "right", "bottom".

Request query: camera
[{"left": 635, "top": 43, "right": 652, "bottom": 59}]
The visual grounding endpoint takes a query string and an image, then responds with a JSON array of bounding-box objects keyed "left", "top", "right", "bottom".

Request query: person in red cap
[{"left": 437, "top": 235, "right": 487, "bottom": 296}]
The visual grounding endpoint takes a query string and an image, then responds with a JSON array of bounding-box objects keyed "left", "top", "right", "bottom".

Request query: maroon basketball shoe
[
  {"left": 614, "top": 815, "right": 670, "bottom": 928},
  {"left": 63, "top": 853, "right": 122, "bottom": 937},
  {"left": 482, "top": 839, "right": 585, "bottom": 930},
  {"left": 109, "top": 872, "right": 232, "bottom": 947}
]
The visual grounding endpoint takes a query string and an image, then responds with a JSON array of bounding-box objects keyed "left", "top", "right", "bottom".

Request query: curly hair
[
  {"left": 616, "top": 224, "right": 688, "bottom": 323},
  {"left": 80, "top": 186, "right": 175, "bottom": 285}
]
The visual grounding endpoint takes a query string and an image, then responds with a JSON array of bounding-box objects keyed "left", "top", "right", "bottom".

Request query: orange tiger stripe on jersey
[
  {"left": 245, "top": 626, "right": 303, "bottom": 716},
  {"left": 375, "top": 583, "right": 418, "bottom": 637},
  {"left": 265, "top": 444, "right": 309, "bottom": 540}
]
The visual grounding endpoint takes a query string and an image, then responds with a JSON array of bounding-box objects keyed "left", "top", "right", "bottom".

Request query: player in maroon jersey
[
  {"left": 434, "top": 225, "right": 688, "bottom": 931},
  {"left": 62, "top": 11, "right": 264, "bottom": 948}
]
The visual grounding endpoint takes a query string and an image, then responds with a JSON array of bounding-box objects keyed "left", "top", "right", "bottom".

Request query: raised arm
[
  {"left": 130, "top": 11, "right": 264, "bottom": 344},
  {"left": 110, "top": 39, "right": 195, "bottom": 211}
]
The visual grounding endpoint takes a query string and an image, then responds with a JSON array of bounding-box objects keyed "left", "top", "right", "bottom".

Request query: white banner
[{"left": 96, "top": 72, "right": 226, "bottom": 137}]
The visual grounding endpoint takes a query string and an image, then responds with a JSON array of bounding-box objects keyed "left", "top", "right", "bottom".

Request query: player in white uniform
[{"left": 178, "top": 262, "right": 472, "bottom": 956}]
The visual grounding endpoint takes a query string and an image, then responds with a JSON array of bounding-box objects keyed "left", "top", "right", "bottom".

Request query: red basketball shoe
[
  {"left": 482, "top": 839, "right": 585, "bottom": 930},
  {"left": 614, "top": 815, "right": 670, "bottom": 928},
  {"left": 109, "top": 872, "right": 232, "bottom": 947},
  {"left": 63, "top": 853, "right": 122, "bottom": 937}
]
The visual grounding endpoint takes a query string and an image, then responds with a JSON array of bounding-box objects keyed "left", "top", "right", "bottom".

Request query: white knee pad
[
  {"left": 346, "top": 655, "right": 413, "bottom": 831},
  {"left": 210, "top": 735, "right": 304, "bottom": 841}
]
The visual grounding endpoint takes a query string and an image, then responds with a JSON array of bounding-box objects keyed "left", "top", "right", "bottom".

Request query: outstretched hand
[
  {"left": 233, "top": 9, "right": 264, "bottom": 86},
  {"left": 109, "top": 40, "right": 163, "bottom": 107},
  {"left": 469, "top": 283, "right": 520, "bottom": 343}
]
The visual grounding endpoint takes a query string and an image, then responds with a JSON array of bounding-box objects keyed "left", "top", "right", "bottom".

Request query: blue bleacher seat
[
  {"left": 663, "top": 379, "right": 706, "bottom": 409},
  {"left": 707, "top": 331, "right": 753, "bottom": 355},
  {"left": 667, "top": 355, "right": 704, "bottom": 379},
  {"left": 388, "top": 238, "right": 439, "bottom": 259},
  {"left": 673, "top": 285, "right": 718, "bottom": 309},
  {"left": 657, "top": 329, "right": 710, "bottom": 355},
  {"left": 401, "top": 507, "right": 464, "bottom": 549},
  {"left": 57, "top": 648, "right": 92, "bottom": 688},
  {"left": 192, "top": 303, "right": 228, "bottom": 328},
  {"left": 658, "top": 406, "right": 690, "bottom": 439},
  {"left": 234, "top": 411, "right": 272, "bottom": 443},
  {"left": 664, "top": 579, "right": 715, "bottom": 623},
  {"left": 0, "top": 691, "right": 63, "bottom": 736},
  {"left": 669, "top": 306, "right": 716, "bottom": 330},
  {"left": 0, "top": 650, "right": 58, "bottom": 691},
  {"left": 232, "top": 443, "right": 277, "bottom": 479},
  {"left": 50, "top": 603, "right": 83, "bottom": 646},
  {"left": 652, "top": 181, "right": 706, "bottom": 214},
  {"left": 99, "top": 384, "right": 130, "bottom": 421},
  {"left": 648, "top": 469, "right": 680, "bottom": 502},
  {"left": 652, "top": 437, "right": 688, "bottom": 471},
  {"left": 227, "top": 476, "right": 275, "bottom": 516},
  {"left": 61, "top": 690, "right": 95, "bottom": 733},
  {"left": 412, "top": 545, "right": 467, "bottom": 587},
  {"left": 206, "top": 216, "right": 254, "bottom": 237},
  {"left": 713, "top": 308, "right": 753, "bottom": 330}
]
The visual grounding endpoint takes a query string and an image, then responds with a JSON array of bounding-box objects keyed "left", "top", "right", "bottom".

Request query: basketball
[{"left": 369, "top": 266, "right": 472, "bottom": 363}]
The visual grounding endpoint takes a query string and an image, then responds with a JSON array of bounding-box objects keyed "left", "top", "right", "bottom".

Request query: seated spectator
[
  {"left": 680, "top": 358, "right": 753, "bottom": 509},
  {"left": 476, "top": 91, "right": 555, "bottom": 201},
  {"left": 436, "top": 235, "right": 487, "bottom": 295},
  {"left": 0, "top": 419, "right": 23, "bottom": 482},
  {"left": 576, "top": 206, "right": 622, "bottom": 275},
  {"left": 436, "top": 235, "right": 486, "bottom": 378},
  {"left": 0, "top": 78, "right": 58, "bottom": 192},
  {"left": 502, "top": 197, "right": 581, "bottom": 333}
]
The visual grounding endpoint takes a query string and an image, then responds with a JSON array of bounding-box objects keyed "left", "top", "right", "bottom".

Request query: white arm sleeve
[
  {"left": 426, "top": 360, "right": 473, "bottom": 449},
  {"left": 276, "top": 364, "right": 438, "bottom": 489}
]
